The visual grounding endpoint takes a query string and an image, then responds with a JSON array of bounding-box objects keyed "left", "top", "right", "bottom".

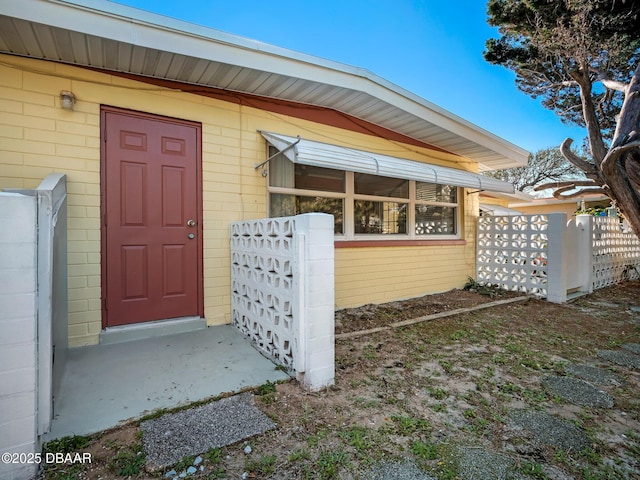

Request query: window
[
  {"left": 415, "top": 182, "right": 457, "bottom": 235},
  {"left": 267, "top": 148, "right": 460, "bottom": 239}
]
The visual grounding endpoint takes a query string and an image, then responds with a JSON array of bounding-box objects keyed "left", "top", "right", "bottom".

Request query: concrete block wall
[
  {"left": 231, "top": 213, "right": 335, "bottom": 391},
  {"left": 477, "top": 214, "right": 550, "bottom": 297},
  {"left": 592, "top": 216, "right": 640, "bottom": 289},
  {"left": 293, "top": 213, "right": 335, "bottom": 390},
  {"left": 477, "top": 213, "right": 640, "bottom": 303},
  {"left": 0, "top": 192, "right": 39, "bottom": 480}
]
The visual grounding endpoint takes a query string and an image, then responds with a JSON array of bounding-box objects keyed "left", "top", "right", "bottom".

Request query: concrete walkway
[{"left": 45, "top": 325, "right": 289, "bottom": 440}]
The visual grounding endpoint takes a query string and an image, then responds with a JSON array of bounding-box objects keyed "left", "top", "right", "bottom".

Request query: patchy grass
[{"left": 37, "top": 282, "right": 640, "bottom": 479}]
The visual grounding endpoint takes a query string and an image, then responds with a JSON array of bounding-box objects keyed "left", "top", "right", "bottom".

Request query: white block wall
[
  {"left": 592, "top": 216, "right": 640, "bottom": 289},
  {"left": 0, "top": 193, "right": 39, "bottom": 480},
  {"left": 477, "top": 214, "right": 550, "bottom": 297},
  {"left": 231, "top": 213, "right": 335, "bottom": 391},
  {"left": 478, "top": 213, "right": 640, "bottom": 303},
  {"left": 294, "top": 213, "right": 335, "bottom": 390}
]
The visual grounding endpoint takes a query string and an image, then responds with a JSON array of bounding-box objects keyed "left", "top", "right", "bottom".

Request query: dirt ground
[{"left": 40, "top": 282, "right": 640, "bottom": 480}]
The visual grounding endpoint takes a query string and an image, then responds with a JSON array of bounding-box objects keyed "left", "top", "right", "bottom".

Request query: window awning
[{"left": 260, "top": 131, "right": 515, "bottom": 194}]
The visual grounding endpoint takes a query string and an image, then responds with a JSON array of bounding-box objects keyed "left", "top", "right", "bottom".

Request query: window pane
[
  {"left": 354, "top": 173, "right": 408, "bottom": 198},
  {"left": 270, "top": 193, "right": 296, "bottom": 217},
  {"left": 295, "top": 164, "right": 345, "bottom": 192},
  {"left": 354, "top": 201, "right": 407, "bottom": 234},
  {"left": 269, "top": 194, "right": 343, "bottom": 234},
  {"left": 269, "top": 154, "right": 294, "bottom": 188},
  {"left": 415, "top": 206, "right": 456, "bottom": 235},
  {"left": 416, "top": 182, "right": 457, "bottom": 203},
  {"left": 297, "top": 196, "right": 343, "bottom": 234}
]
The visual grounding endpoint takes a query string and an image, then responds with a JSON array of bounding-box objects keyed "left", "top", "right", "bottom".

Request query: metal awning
[{"left": 260, "top": 132, "right": 516, "bottom": 194}]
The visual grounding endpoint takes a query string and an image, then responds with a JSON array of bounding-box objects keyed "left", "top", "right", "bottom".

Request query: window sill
[{"left": 334, "top": 239, "right": 467, "bottom": 248}]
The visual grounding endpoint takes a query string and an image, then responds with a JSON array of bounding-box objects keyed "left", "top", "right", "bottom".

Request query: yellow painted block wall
[
  {"left": 0, "top": 54, "right": 481, "bottom": 346},
  {"left": 479, "top": 195, "right": 510, "bottom": 207},
  {"left": 515, "top": 203, "right": 578, "bottom": 216},
  {"left": 335, "top": 192, "right": 479, "bottom": 308}
]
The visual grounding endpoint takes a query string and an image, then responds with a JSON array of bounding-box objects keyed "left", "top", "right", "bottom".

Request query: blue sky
[{"left": 111, "top": 0, "right": 587, "bottom": 156}]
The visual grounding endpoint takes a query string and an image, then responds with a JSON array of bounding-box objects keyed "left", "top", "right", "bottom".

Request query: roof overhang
[
  {"left": 261, "top": 132, "right": 515, "bottom": 194},
  {"left": 480, "top": 190, "right": 534, "bottom": 202},
  {"left": 0, "top": 0, "right": 530, "bottom": 171},
  {"left": 479, "top": 204, "right": 524, "bottom": 216},
  {"left": 509, "top": 194, "right": 610, "bottom": 208}
]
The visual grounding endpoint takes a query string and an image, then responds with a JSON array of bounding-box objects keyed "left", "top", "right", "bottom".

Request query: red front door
[{"left": 101, "top": 107, "right": 202, "bottom": 327}]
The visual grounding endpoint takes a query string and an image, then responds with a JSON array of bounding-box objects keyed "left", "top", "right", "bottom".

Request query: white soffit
[
  {"left": 0, "top": 0, "right": 530, "bottom": 170},
  {"left": 261, "top": 132, "right": 516, "bottom": 194},
  {"left": 479, "top": 204, "right": 524, "bottom": 216}
]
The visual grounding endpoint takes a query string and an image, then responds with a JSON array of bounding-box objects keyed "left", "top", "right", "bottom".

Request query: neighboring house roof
[
  {"left": 479, "top": 204, "right": 524, "bottom": 216},
  {"left": 480, "top": 190, "right": 534, "bottom": 203},
  {"left": 508, "top": 193, "right": 610, "bottom": 209},
  {"left": 0, "top": 0, "right": 529, "bottom": 172}
]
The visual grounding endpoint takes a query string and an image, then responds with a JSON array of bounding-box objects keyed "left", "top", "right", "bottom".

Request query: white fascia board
[
  {"left": 304, "top": 57, "right": 531, "bottom": 166},
  {"left": 481, "top": 190, "right": 534, "bottom": 202},
  {"left": 2, "top": 0, "right": 529, "bottom": 167},
  {"left": 509, "top": 194, "right": 609, "bottom": 208},
  {"left": 2, "top": 0, "right": 370, "bottom": 82}
]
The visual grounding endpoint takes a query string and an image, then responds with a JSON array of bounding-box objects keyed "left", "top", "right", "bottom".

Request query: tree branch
[
  {"left": 601, "top": 138, "right": 640, "bottom": 177},
  {"left": 612, "top": 63, "right": 640, "bottom": 148},
  {"left": 551, "top": 186, "right": 608, "bottom": 199},
  {"left": 571, "top": 66, "right": 609, "bottom": 163},
  {"left": 559, "top": 138, "right": 599, "bottom": 177},
  {"left": 534, "top": 180, "right": 605, "bottom": 192},
  {"left": 598, "top": 77, "right": 629, "bottom": 94}
]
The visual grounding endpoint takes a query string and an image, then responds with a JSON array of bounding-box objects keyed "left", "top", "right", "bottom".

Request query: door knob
[{"left": 187, "top": 219, "right": 196, "bottom": 227}]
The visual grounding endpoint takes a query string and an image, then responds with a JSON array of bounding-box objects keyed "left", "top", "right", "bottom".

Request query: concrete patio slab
[{"left": 45, "top": 325, "right": 289, "bottom": 440}]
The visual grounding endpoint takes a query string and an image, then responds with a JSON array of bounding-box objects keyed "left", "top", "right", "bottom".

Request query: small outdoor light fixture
[{"left": 60, "top": 90, "right": 76, "bottom": 110}]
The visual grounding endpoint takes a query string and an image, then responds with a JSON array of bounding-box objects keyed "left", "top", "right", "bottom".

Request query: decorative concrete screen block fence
[
  {"left": 0, "top": 174, "right": 67, "bottom": 480},
  {"left": 477, "top": 214, "right": 552, "bottom": 298},
  {"left": 478, "top": 213, "right": 640, "bottom": 303},
  {"left": 230, "top": 213, "right": 335, "bottom": 391},
  {"left": 592, "top": 217, "right": 640, "bottom": 289}
]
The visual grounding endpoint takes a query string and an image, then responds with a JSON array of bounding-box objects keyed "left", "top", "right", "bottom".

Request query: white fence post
[
  {"left": 293, "top": 213, "right": 335, "bottom": 391},
  {"left": 545, "top": 213, "right": 567, "bottom": 303},
  {"left": 575, "top": 214, "right": 594, "bottom": 295},
  {"left": 35, "top": 174, "right": 67, "bottom": 438}
]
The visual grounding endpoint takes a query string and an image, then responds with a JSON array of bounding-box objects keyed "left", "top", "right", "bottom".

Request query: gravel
[
  {"left": 564, "top": 364, "right": 624, "bottom": 386},
  {"left": 362, "top": 458, "right": 437, "bottom": 480},
  {"left": 509, "top": 409, "right": 591, "bottom": 453},
  {"left": 597, "top": 349, "right": 640, "bottom": 369},
  {"left": 622, "top": 343, "right": 640, "bottom": 355},
  {"left": 455, "top": 447, "right": 516, "bottom": 480},
  {"left": 141, "top": 393, "right": 276, "bottom": 468},
  {"left": 541, "top": 375, "right": 614, "bottom": 408}
]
